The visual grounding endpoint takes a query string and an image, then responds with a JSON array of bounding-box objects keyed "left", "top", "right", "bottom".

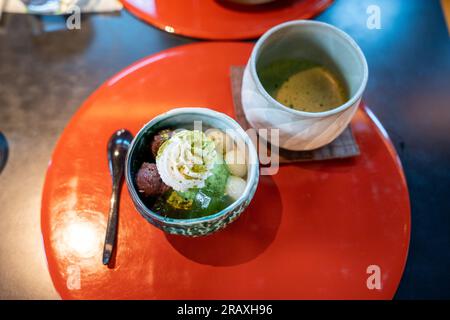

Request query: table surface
[{"left": 0, "top": 0, "right": 449, "bottom": 299}]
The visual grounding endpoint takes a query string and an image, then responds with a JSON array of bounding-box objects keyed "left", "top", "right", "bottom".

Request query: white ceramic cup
[{"left": 242, "top": 20, "right": 369, "bottom": 151}]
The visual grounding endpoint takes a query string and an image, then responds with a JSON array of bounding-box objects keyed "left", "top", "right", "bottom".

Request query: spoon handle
[
  {"left": 0, "top": 132, "right": 8, "bottom": 175},
  {"left": 102, "top": 182, "right": 121, "bottom": 265}
]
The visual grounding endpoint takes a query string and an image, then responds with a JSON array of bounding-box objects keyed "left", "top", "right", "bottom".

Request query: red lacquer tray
[
  {"left": 120, "top": 0, "right": 334, "bottom": 40},
  {"left": 41, "top": 42, "right": 410, "bottom": 300}
]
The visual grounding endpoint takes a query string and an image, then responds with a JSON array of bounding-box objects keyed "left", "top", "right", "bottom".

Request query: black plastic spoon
[{"left": 102, "top": 129, "right": 133, "bottom": 266}]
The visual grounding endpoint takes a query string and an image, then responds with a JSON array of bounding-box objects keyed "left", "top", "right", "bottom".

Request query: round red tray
[
  {"left": 120, "top": 0, "right": 334, "bottom": 40},
  {"left": 41, "top": 42, "right": 410, "bottom": 299}
]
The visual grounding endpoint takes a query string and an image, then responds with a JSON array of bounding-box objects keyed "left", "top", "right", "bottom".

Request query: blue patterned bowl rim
[{"left": 125, "top": 107, "right": 260, "bottom": 227}]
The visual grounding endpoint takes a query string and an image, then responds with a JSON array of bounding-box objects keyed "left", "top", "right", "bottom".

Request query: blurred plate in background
[{"left": 120, "top": 0, "right": 334, "bottom": 40}]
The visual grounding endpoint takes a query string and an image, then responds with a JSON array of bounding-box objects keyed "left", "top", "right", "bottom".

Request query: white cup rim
[{"left": 250, "top": 20, "right": 369, "bottom": 118}]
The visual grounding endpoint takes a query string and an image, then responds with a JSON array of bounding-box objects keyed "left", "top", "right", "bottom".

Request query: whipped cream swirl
[{"left": 156, "top": 130, "right": 217, "bottom": 192}]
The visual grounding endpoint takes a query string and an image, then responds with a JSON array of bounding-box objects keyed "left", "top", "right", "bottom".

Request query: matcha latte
[{"left": 258, "top": 59, "right": 349, "bottom": 113}]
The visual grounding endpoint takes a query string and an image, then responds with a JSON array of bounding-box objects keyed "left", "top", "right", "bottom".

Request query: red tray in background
[
  {"left": 41, "top": 42, "right": 410, "bottom": 299},
  {"left": 120, "top": 0, "right": 334, "bottom": 40}
]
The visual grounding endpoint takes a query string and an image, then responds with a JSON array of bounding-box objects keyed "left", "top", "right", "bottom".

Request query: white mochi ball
[
  {"left": 206, "top": 129, "right": 234, "bottom": 155},
  {"left": 225, "top": 147, "right": 247, "bottom": 177},
  {"left": 225, "top": 176, "right": 247, "bottom": 201}
]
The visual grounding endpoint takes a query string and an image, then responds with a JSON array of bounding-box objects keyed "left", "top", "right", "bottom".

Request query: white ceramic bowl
[{"left": 242, "top": 20, "right": 369, "bottom": 151}]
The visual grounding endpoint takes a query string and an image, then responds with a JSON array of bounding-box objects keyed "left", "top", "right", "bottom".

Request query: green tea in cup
[{"left": 257, "top": 59, "right": 349, "bottom": 113}]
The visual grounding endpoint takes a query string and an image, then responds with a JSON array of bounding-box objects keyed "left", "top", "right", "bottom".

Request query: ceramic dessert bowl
[
  {"left": 242, "top": 20, "right": 369, "bottom": 151},
  {"left": 125, "top": 107, "right": 259, "bottom": 237}
]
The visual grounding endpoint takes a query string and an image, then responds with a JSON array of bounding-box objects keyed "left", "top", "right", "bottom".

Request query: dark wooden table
[{"left": 0, "top": 0, "right": 449, "bottom": 299}]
